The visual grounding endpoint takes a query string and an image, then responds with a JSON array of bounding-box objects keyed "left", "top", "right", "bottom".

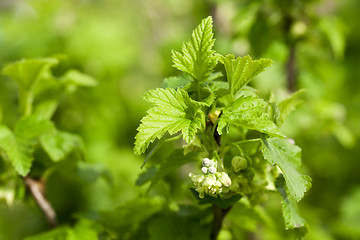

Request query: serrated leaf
[
  {"left": 262, "top": 137, "right": 311, "bottom": 201},
  {"left": 276, "top": 89, "right": 305, "bottom": 126},
  {"left": 1, "top": 58, "right": 58, "bottom": 91},
  {"left": 219, "top": 54, "right": 272, "bottom": 97},
  {"left": 134, "top": 88, "right": 205, "bottom": 155},
  {"left": 163, "top": 75, "right": 192, "bottom": 89},
  {"left": 0, "top": 117, "right": 56, "bottom": 176},
  {"left": 172, "top": 16, "right": 218, "bottom": 82},
  {"left": 217, "top": 95, "right": 285, "bottom": 138},
  {"left": 149, "top": 150, "right": 198, "bottom": 189},
  {"left": 40, "top": 131, "right": 83, "bottom": 162},
  {"left": 276, "top": 175, "right": 307, "bottom": 230},
  {"left": 0, "top": 125, "right": 33, "bottom": 176}
]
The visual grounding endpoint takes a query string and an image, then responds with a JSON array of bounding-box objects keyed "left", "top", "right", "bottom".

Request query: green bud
[{"left": 231, "top": 156, "right": 247, "bottom": 172}]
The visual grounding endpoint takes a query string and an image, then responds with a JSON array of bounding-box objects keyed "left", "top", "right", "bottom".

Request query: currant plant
[
  {"left": 134, "top": 16, "right": 311, "bottom": 238},
  {"left": 0, "top": 58, "right": 96, "bottom": 226}
]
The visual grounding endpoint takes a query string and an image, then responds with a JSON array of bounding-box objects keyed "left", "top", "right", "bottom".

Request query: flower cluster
[{"left": 189, "top": 158, "right": 232, "bottom": 198}]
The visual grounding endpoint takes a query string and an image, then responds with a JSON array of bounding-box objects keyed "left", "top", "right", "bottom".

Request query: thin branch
[
  {"left": 24, "top": 176, "right": 58, "bottom": 227},
  {"left": 210, "top": 205, "right": 233, "bottom": 240},
  {"left": 286, "top": 43, "right": 297, "bottom": 92}
]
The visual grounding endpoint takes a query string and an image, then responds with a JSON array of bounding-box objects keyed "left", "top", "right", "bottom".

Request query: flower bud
[
  {"left": 208, "top": 166, "right": 217, "bottom": 174},
  {"left": 215, "top": 172, "right": 232, "bottom": 187},
  {"left": 287, "top": 138, "right": 295, "bottom": 145},
  {"left": 202, "top": 158, "right": 211, "bottom": 167},
  {"left": 201, "top": 167, "right": 208, "bottom": 174},
  {"left": 231, "top": 156, "right": 247, "bottom": 172}
]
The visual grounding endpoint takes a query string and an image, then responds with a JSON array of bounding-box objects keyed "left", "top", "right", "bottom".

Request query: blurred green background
[{"left": 0, "top": 0, "right": 359, "bottom": 239}]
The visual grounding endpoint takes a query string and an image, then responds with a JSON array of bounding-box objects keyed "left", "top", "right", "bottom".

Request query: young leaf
[
  {"left": 163, "top": 75, "right": 192, "bottom": 89},
  {"left": 276, "top": 175, "right": 307, "bottom": 230},
  {"left": 0, "top": 116, "right": 55, "bottom": 176},
  {"left": 1, "top": 58, "right": 58, "bottom": 91},
  {"left": 14, "top": 116, "right": 55, "bottom": 139},
  {"left": 149, "top": 149, "right": 198, "bottom": 189},
  {"left": 134, "top": 88, "right": 205, "bottom": 155},
  {"left": 217, "top": 95, "right": 285, "bottom": 138},
  {"left": 276, "top": 89, "right": 305, "bottom": 126},
  {"left": 61, "top": 69, "right": 98, "bottom": 87},
  {"left": 0, "top": 125, "right": 33, "bottom": 176},
  {"left": 262, "top": 137, "right": 311, "bottom": 201},
  {"left": 40, "top": 131, "right": 83, "bottom": 162},
  {"left": 172, "top": 16, "right": 217, "bottom": 82},
  {"left": 219, "top": 54, "right": 272, "bottom": 98}
]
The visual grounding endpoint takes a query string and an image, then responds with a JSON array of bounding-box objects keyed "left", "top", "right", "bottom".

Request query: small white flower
[
  {"left": 208, "top": 166, "right": 217, "bottom": 174},
  {"left": 201, "top": 167, "right": 208, "bottom": 174},
  {"left": 202, "top": 158, "right": 211, "bottom": 167}
]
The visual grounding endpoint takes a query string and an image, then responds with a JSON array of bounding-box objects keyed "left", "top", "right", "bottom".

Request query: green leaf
[
  {"left": 0, "top": 125, "right": 33, "bottom": 176},
  {"left": 276, "top": 89, "right": 305, "bottom": 126},
  {"left": 217, "top": 95, "right": 285, "bottom": 138},
  {"left": 219, "top": 54, "right": 272, "bottom": 97},
  {"left": 99, "top": 198, "right": 161, "bottom": 229},
  {"left": 24, "top": 226, "right": 70, "bottom": 240},
  {"left": 149, "top": 150, "right": 198, "bottom": 189},
  {"left": 134, "top": 88, "right": 205, "bottom": 155},
  {"left": 191, "top": 188, "right": 242, "bottom": 209},
  {"left": 276, "top": 175, "right": 307, "bottom": 230},
  {"left": 136, "top": 166, "right": 157, "bottom": 186},
  {"left": 0, "top": 116, "right": 55, "bottom": 176},
  {"left": 61, "top": 70, "right": 98, "bottom": 87},
  {"left": 172, "top": 16, "right": 218, "bottom": 82},
  {"left": 40, "top": 131, "right": 83, "bottom": 162},
  {"left": 262, "top": 137, "right": 311, "bottom": 201},
  {"left": 1, "top": 58, "right": 58, "bottom": 91},
  {"left": 24, "top": 219, "right": 99, "bottom": 240},
  {"left": 14, "top": 116, "right": 55, "bottom": 139},
  {"left": 32, "top": 100, "right": 59, "bottom": 120},
  {"left": 163, "top": 75, "right": 192, "bottom": 89}
]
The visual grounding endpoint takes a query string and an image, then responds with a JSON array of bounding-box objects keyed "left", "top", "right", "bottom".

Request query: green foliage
[
  {"left": 24, "top": 219, "right": 99, "bottom": 240},
  {"left": 135, "top": 15, "right": 311, "bottom": 238},
  {"left": 0, "top": 125, "right": 33, "bottom": 176},
  {"left": 134, "top": 88, "right": 205, "bottom": 155},
  {"left": 4, "top": 0, "right": 354, "bottom": 237},
  {"left": 2, "top": 58, "right": 59, "bottom": 116},
  {"left": 172, "top": 16, "right": 218, "bottom": 82},
  {"left": 40, "top": 131, "right": 83, "bottom": 162},
  {"left": 2, "top": 58, "right": 58, "bottom": 92},
  {"left": 148, "top": 150, "right": 198, "bottom": 189},
  {"left": 0, "top": 58, "right": 94, "bottom": 176},
  {"left": 275, "top": 89, "right": 305, "bottom": 126},
  {"left": 276, "top": 175, "right": 307, "bottom": 230},
  {"left": 219, "top": 54, "right": 272, "bottom": 98},
  {"left": 262, "top": 137, "right": 311, "bottom": 202},
  {"left": 217, "top": 94, "right": 285, "bottom": 137}
]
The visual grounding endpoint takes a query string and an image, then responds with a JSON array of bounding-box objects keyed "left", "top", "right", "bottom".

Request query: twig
[
  {"left": 286, "top": 43, "right": 297, "bottom": 92},
  {"left": 210, "top": 205, "right": 233, "bottom": 240},
  {"left": 24, "top": 176, "right": 58, "bottom": 227}
]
